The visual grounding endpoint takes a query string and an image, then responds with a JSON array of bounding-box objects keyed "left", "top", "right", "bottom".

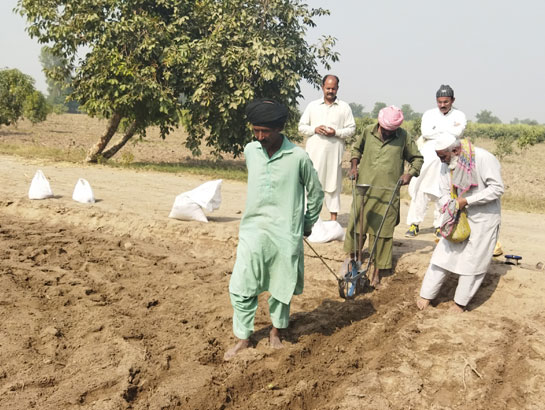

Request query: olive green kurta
[{"left": 344, "top": 124, "right": 423, "bottom": 256}]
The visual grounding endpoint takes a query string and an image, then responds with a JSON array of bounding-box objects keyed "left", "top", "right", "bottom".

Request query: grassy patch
[
  {"left": 0, "top": 140, "right": 248, "bottom": 182},
  {"left": 0, "top": 143, "right": 86, "bottom": 163},
  {"left": 501, "top": 194, "right": 545, "bottom": 214},
  {"left": 108, "top": 159, "right": 248, "bottom": 182}
]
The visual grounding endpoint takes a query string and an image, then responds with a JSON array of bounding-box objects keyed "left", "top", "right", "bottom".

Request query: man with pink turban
[{"left": 344, "top": 106, "right": 423, "bottom": 288}]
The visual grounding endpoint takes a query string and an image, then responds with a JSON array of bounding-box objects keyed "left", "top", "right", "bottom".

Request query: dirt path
[{"left": 1, "top": 155, "right": 544, "bottom": 409}]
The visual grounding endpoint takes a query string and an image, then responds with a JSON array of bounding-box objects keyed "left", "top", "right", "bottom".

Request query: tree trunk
[
  {"left": 102, "top": 120, "right": 138, "bottom": 159},
  {"left": 85, "top": 112, "right": 122, "bottom": 163}
]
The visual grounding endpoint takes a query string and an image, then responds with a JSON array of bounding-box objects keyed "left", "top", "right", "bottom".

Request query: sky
[{"left": 2, "top": 0, "right": 545, "bottom": 123}]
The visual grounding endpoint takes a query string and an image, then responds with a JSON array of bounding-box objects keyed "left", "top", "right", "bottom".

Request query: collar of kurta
[
  {"left": 320, "top": 98, "right": 338, "bottom": 106},
  {"left": 256, "top": 135, "right": 295, "bottom": 160},
  {"left": 372, "top": 123, "right": 402, "bottom": 143},
  {"left": 438, "top": 107, "right": 454, "bottom": 117}
]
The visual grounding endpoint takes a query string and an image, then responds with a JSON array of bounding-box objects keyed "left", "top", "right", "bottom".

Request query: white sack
[
  {"left": 168, "top": 179, "right": 222, "bottom": 222},
  {"left": 28, "top": 170, "right": 54, "bottom": 200},
  {"left": 307, "top": 218, "right": 345, "bottom": 243},
  {"left": 184, "top": 179, "right": 222, "bottom": 212},
  {"left": 169, "top": 195, "right": 208, "bottom": 222},
  {"left": 72, "top": 178, "right": 95, "bottom": 203}
]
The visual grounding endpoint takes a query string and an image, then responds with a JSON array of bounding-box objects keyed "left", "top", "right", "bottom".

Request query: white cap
[{"left": 434, "top": 132, "right": 457, "bottom": 151}]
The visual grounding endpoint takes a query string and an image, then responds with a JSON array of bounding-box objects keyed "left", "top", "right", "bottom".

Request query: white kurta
[
  {"left": 431, "top": 147, "right": 504, "bottom": 275},
  {"left": 407, "top": 108, "right": 467, "bottom": 225},
  {"left": 299, "top": 98, "right": 355, "bottom": 193},
  {"left": 420, "top": 107, "right": 467, "bottom": 140}
]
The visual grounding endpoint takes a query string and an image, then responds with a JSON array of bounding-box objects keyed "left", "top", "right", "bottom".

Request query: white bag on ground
[
  {"left": 307, "top": 218, "right": 345, "bottom": 243},
  {"left": 72, "top": 178, "right": 95, "bottom": 203},
  {"left": 28, "top": 170, "right": 54, "bottom": 200},
  {"left": 168, "top": 179, "right": 222, "bottom": 222}
]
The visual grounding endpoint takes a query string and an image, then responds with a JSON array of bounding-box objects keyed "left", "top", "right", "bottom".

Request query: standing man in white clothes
[
  {"left": 405, "top": 85, "right": 467, "bottom": 238},
  {"left": 299, "top": 74, "right": 356, "bottom": 221}
]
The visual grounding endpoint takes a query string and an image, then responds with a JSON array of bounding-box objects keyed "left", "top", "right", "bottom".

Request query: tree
[
  {"left": 39, "top": 46, "right": 79, "bottom": 113},
  {"left": 0, "top": 68, "right": 48, "bottom": 125},
  {"left": 476, "top": 110, "right": 502, "bottom": 124},
  {"left": 18, "top": 0, "right": 338, "bottom": 162},
  {"left": 370, "top": 102, "right": 387, "bottom": 119},
  {"left": 349, "top": 103, "right": 365, "bottom": 118},
  {"left": 401, "top": 104, "right": 422, "bottom": 121},
  {"left": 511, "top": 117, "right": 539, "bottom": 125}
]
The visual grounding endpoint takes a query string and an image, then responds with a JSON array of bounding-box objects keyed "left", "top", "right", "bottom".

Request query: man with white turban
[
  {"left": 416, "top": 134, "right": 504, "bottom": 312},
  {"left": 299, "top": 74, "right": 356, "bottom": 221},
  {"left": 405, "top": 85, "right": 467, "bottom": 238},
  {"left": 344, "top": 106, "right": 423, "bottom": 288}
]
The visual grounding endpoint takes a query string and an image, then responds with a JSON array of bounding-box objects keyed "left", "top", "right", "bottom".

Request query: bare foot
[
  {"left": 330, "top": 212, "right": 337, "bottom": 221},
  {"left": 269, "top": 327, "right": 284, "bottom": 349},
  {"left": 416, "top": 297, "right": 430, "bottom": 310},
  {"left": 449, "top": 303, "right": 465, "bottom": 313},
  {"left": 224, "top": 339, "right": 250, "bottom": 361}
]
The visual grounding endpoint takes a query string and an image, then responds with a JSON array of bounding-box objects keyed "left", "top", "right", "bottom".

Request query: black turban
[
  {"left": 436, "top": 84, "right": 454, "bottom": 98},
  {"left": 245, "top": 98, "right": 289, "bottom": 128}
]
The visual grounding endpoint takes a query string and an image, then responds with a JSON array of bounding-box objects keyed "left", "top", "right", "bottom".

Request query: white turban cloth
[{"left": 434, "top": 132, "right": 457, "bottom": 151}]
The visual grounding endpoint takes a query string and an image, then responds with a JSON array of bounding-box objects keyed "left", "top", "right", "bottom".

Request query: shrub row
[
  {"left": 465, "top": 123, "right": 545, "bottom": 147},
  {"left": 351, "top": 119, "right": 545, "bottom": 149}
]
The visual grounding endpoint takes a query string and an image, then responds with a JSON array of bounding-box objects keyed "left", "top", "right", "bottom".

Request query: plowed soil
[{"left": 1, "top": 146, "right": 545, "bottom": 409}]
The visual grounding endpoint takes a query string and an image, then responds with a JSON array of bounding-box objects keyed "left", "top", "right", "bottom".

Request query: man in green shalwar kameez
[
  {"left": 345, "top": 106, "right": 423, "bottom": 288},
  {"left": 225, "top": 99, "right": 324, "bottom": 360}
]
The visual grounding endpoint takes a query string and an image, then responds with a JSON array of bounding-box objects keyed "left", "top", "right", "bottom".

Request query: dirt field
[{"left": 1, "top": 117, "right": 545, "bottom": 409}]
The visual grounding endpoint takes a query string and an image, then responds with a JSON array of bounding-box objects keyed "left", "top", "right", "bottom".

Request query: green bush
[
  {"left": 23, "top": 91, "right": 49, "bottom": 124},
  {"left": 0, "top": 68, "right": 48, "bottom": 125},
  {"left": 465, "top": 122, "right": 545, "bottom": 149}
]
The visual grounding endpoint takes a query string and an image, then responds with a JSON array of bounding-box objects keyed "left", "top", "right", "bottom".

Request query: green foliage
[
  {"left": 349, "top": 102, "right": 365, "bottom": 118},
  {"left": 355, "top": 117, "right": 376, "bottom": 134},
  {"left": 401, "top": 104, "right": 422, "bottom": 122},
  {"left": 371, "top": 102, "right": 387, "bottom": 119},
  {"left": 18, "top": 0, "right": 338, "bottom": 158},
  {"left": 0, "top": 68, "right": 48, "bottom": 125},
  {"left": 39, "top": 46, "right": 79, "bottom": 113},
  {"left": 178, "top": 0, "right": 338, "bottom": 156},
  {"left": 492, "top": 135, "right": 515, "bottom": 160},
  {"left": 22, "top": 90, "right": 48, "bottom": 124},
  {"left": 510, "top": 117, "right": 539, "bottom": 125},
  {"left": 465, "top": 122, "right": 545, "bottom": 151},
  {"left": 403, "top": 119, "right": 421, "bottom": 139},
  {"left": 475, "top": 109, "right": 502, "bottom": 124}
]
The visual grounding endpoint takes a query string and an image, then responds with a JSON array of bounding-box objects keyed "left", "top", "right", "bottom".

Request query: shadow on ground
[{"left": 251, "top": 297, "right": 376, "bottom": 345}]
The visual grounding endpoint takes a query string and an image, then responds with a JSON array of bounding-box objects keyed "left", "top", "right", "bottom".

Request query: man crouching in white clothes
[{"left": 416, "top": 132, "right": 504, "bottom": 313}]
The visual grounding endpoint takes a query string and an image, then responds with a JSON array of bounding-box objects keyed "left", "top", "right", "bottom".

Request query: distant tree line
[
  {"left": 349, "top": 102, "right": 541, "bottom": 126},
  {"left": 349, "top": 102, "right": 422, "bottom": 122}
]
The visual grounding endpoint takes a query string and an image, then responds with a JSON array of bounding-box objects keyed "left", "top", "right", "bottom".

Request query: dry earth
[
  {"left": 1, "top": 153, "right": 544, "bottom": 410},
  {"left": 1, "top": 116, "right": 545, "bottom": 409}
]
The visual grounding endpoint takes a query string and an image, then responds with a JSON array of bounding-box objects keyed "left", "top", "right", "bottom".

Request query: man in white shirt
[
  {"left": 416, "top": 133, "right": 503, "bottom": 313},
  {"left": 299, "top": 74, "right": 356, "bottom": 221},
  {"left": 405, "top": 85, "right": 467, "bottom": 238}
]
